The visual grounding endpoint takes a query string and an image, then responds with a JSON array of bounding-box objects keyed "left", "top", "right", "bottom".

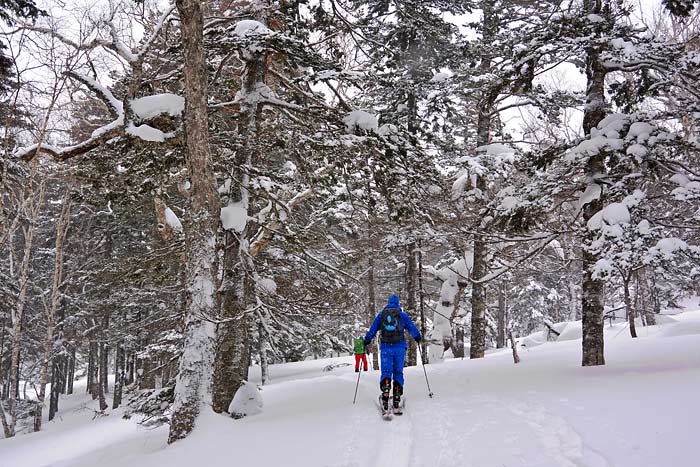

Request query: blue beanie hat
[{"left": 387, "top": 294, "right": 400, "bottom": 308}]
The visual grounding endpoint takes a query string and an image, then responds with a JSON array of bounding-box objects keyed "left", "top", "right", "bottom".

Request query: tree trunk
[
  {"left": 212, "top": 279, "right": 249, "bottom": 412},
  {"left": 405, "top": 242, "right": 418, "bottom": 366},
  {"left": 8, "top": 179, "right": 44, "bottom": 436},
  {"left": 112, "top": 341, "right": 125, "bottom": 409},
  {"left": 89, "top": 339, "right": 99, "bottom": 399},
  {"left": 508, "top": 330, "right": 520, "bottom": 364},
  {"left": 168, "top": 0, "right": 218, "bottom": 444},
  {"left": 496, "top": 282, "right": 506, "bottom": 349},
  {"left": 259, "top": 321, "right": 269, "bottom": 386},
  {"left": 470, "top": 0, "right": 498, "bottom": 360},
  {"left": 638, "top": 268, "right": 656, "bottom": 326},
  {"left": 212, "top": 7, "right": 269, "bottom": 414},
  {"left": 624, "top": 273, "right": 638, "bottom": 338},
  {"left": 66, "top": 347, "right": 75, "bottom": 395},
  {"left": 100, "top": 313, "right": 109, "bottom": 396},
  {"left": 581, "top": 0, "right": 608, "bottom": 367},
  {"left": 367, "top": 220, "right": 379, "bottom": 370},
  {"left": 417, "top": 239, "right": 428, "bottom": 364},
  {"left": 49, "top": 356, "right": 64, "bottom": 420}
]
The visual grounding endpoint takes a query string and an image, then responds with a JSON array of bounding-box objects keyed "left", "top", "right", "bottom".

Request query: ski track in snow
[
  {"left": 507, "top": 400, "right": 611, "bottom": 467},
  {"left": 408, "top": 389, "right": 612, "bottom": 467},
  {"left": 374, "top": 404, "right": 413, "bottom": 467}
]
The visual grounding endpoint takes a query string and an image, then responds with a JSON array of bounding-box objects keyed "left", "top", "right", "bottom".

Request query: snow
[
  {"left": 342, "top": 110, "right": 378, "bottom": 133},
  {"left": 256, "top": 277, "right": 277, "bottom": 295},
  {"left": 626, "top": 121, "right": 654, "bottom": 143},
  {"left": 233, "top": 20, "right": 271, "bottom": 38},
  {"left": 626, "top": 143, "right": 647, "bottom": 161},
  {"left": 3, "top": 303, "right": 700, "bottom": 467},
  {"left": 220, "top": 202, "right": 247, "bottom": 232},
  {"left": 577, "top": 183, "right": 601, "bottom": 209},
  {"left": 126, "top": 123, "right": 171, "bottom": 142},
  {"left": 587, "top": 202, "right": 631, "bottom": 230},
  {"left": 164, "top": 207, "right": 183, "bottom": 233},
  {"left": 672, "top": 181, "right": 700, "bottom": 201},
  {"left": 233, "top": 20, "right": 271, "bottom": 54},
  {"left": 430, "top": 72, "right": 451, "bottom": 83},
  {"left": 228, "top": 381, "right": 263, "bottom": 418},
  {"left": 648, "top": 237, "right": 688, "bottom": 259},
  {"left": 670, "top": 173, "right": 690, "bottom": 186},
  {"left": 130, "top": 94, "right": 185, "bottom": 120}
]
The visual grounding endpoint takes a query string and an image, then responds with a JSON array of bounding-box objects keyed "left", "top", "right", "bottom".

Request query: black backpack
[{"left": 380, "top": 307, "right": 404, "bottom": 343}]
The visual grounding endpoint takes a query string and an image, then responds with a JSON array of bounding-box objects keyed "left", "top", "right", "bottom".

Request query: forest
[{"left": 0, "top": 0, "right": 699, "bottom": 448}]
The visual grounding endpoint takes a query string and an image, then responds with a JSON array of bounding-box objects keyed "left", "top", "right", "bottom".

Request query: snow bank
[
  {"left": 557, "top": 321, "right": 583, "bottom": 341},
  {"left": 228, "top": 381, "right": 263, "bottom": 419},
  {"left": 657, "top": 321, "right": 700, "bottom": 338}
]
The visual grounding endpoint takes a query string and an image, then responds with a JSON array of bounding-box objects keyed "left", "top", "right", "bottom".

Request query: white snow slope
[{"left": 2, "top": 301, "right": 700, "bottom": 467}]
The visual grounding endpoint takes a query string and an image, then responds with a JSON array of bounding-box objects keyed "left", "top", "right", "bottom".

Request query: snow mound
[
  {"left": 557, "top": 321, "right": 583, "bottom": 341},
  {"left": 656, "top": 321, "right": 700, "bottom": 338},
  {"left": 228, "top": 381, "right": 263, "bottom": 419}
]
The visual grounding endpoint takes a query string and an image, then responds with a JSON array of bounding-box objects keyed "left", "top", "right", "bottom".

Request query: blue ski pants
[{"left": 380, "top": 342, "right": 407, "bottom": 387}]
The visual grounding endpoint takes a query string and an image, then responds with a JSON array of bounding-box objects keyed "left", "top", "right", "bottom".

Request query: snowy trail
[
  {"left": 3, "top": 308, "right": 700, "bottom": 467},
  {"left": 373, "top": 408, "right": 413, "bottom": 467}
]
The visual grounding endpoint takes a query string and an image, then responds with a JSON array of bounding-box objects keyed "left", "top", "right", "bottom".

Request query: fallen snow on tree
[
  {"left": 130, "top": 94, "right": 185, "bottom": 120},
  {"left": 164, "top": 207, "right": 183, "bottom": 233},
  {"left": 256, "top": 277, "right": 277, "bottom": 295},
  {"left": 126, "top": 123, "right": 171, "bottom": 142},
  {"left": 430, "top": 71, "right": 451, "bottom": 83},
  {"left": 587, "top": 202, "right": 631, "bottom": 230},
  {"left": 233, "top": 20, "right": 271, "bottom": 37},
  {"left": 221, "top": 202, "right": 247, "bottom": 232},
  {"left": 228, "top": 381, "right": 263, "bottom": 419},
  {"left": 342, "top": 110, "right": 378, "bottom": 133}
]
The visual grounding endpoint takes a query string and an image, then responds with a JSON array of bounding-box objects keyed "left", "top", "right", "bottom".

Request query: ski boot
[
  {"left": 380, "top": 377, "right": 392, "bottom": 419},
  {"left": 392, "top": 381, "right": 404, "bottom": 415}
]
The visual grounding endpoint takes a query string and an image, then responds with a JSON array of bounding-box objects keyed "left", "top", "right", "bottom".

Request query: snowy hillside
[{"left": 2, "top": 302, "right": 700, "bottom": 467}]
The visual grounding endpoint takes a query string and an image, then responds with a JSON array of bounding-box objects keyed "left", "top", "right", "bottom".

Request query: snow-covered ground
[{"left": 2, "top": 299, "right": 700, "bottom": 467}]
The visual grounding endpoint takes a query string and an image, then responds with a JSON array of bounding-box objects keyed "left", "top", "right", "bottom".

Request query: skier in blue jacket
[{"left": 364, "top": 294, "right": 422, "bottom": 412}]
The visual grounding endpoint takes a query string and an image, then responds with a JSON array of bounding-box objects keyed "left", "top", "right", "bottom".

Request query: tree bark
[
  {"left": 581, "top": 0, "right": 608, "bottom": 367},
  {"left": 168, "top": 0, "right": 218, "bottom": 443},
  {"left": 417, "top": 239, "right": 428, "bottom": 364},
  {"left": 508, "top": 330, "right": 520, "bottom": 364},
  {"left": 259, "top": 321, "right": 269, "bottom": 386},
  {"left": 8, "top": 174, "right": 46, "bottom": 437},
  {"left": 470, "top": 0, "right": 498, "bottom": 360},
  {"left": 496, "top": 282, "right": 506, "bottom": 349},
  {"left": 405, "top": 242, "right": 418, "bottom": 366},
  {"left": 66, "top": 346, "right": 75, "bottom": 395},
  {"left": 638, "top": 268, "right": 656, "bottom": 326},
  {"left": 89, "top": 339, "right": 99, "bottom": 399},
  {"left": 112, "top": 341, "right": 125, "bottom": 409},
  {"left": 212, "top": 7, "right": 270, "bottom": 413}
]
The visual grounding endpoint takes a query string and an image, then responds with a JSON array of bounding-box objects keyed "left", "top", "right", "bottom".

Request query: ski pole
[
  {"left": 419, "top": 346, "right": 434, "bottom": 398},
  {"left": 353, "top": 362, "right": 362, "bottom": 404}
]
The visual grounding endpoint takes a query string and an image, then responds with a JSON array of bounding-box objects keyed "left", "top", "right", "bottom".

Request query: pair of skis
[{"left": 377, "top": 395, "right": 405, "bottom": 420}]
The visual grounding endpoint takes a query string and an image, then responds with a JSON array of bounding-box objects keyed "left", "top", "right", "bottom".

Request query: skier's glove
[
  {"left": 364, "top": 339, "right": 371, "bottom": 348},
  {"left": 414, "top": 336, "right": 422, "bottom": 344}
]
